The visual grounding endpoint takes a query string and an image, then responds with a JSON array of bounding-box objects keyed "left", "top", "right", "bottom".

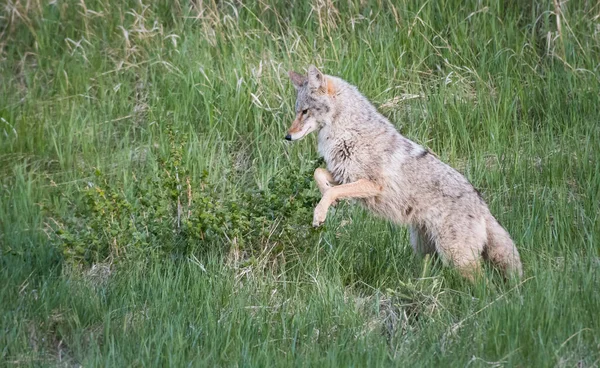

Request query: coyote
[{"left": 285, "top": 65, "right": 522, "bottom": 281}]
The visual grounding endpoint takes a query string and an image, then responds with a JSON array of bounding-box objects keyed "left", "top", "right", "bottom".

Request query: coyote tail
[{"left": 484, "top": 215, "right": 523, "bottom": 279}]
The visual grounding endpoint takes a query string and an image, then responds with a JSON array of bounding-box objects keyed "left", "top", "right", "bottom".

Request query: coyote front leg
[
  {"left": 312, "top": 178, "right": 382, "bottom": 227},
  {"left": 314, "top": 168, "right": 338, "bottom": 195},
  {"left": 314, "top": 168, "right": 339, "bottom": 206}
]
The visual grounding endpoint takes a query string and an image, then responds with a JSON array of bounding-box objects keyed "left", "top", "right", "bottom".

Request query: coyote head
[{"left": 285, "top": 65, "right": 335, "bottom": 141}]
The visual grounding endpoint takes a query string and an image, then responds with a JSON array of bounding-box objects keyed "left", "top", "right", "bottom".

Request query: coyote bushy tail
[{"left": 484, "top": 215, "right": 523, "bottom": 279}]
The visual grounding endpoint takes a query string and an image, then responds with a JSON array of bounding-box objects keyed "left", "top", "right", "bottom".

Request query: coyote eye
[{"left": 302, "top": 109, "right": 309, "bottom": 115}]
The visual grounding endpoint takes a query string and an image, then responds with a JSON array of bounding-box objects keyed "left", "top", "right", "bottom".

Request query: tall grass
[{"left": 1, "top": 0, "right": 599, "bottom": 366}]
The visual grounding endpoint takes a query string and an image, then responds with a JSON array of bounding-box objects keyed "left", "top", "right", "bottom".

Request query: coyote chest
[{"left": 317, "top": 127, "right": 370, "bottom": 184}]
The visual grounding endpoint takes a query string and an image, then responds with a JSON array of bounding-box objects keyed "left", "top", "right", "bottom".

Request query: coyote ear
[
  {"left": 288, "top": 70, "right": 307, "bottom": 88},
  {"left": 307, "top": 65, "right": 324, "bottom": 90}
]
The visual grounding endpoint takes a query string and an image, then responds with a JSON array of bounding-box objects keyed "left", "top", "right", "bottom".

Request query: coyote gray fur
[{"left": 285, "top": 65, "right": 523, "bottom": 281}]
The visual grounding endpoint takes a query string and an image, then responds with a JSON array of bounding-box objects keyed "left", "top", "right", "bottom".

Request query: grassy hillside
[{"left": 1, "top": 0, "right": 599, "bottom": 366}]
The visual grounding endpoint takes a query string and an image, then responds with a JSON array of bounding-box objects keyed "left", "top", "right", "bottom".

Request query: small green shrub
[{"left": 48, "top": 134, "right": 322, "bottom": 266}]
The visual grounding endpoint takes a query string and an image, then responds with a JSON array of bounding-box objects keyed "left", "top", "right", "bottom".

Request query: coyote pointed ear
[
  {"left": 307, "top": 65, "right": 324, "bottom": 90},
  {"left": 288, "top": 70, "right": 307, "bottom": 89}
]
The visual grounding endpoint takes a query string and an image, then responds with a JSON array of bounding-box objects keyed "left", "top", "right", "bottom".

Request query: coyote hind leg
[
  {"left": 437, "top": 242, "right": 483, "bottom": 282},
  {"left": 434, "top": 224, "right": 486, "bottom": 282},
  {"left": 409, "top": 225, "right": 436, "bottom": 256}
]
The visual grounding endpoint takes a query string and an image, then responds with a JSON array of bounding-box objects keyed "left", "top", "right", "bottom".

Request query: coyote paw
[{"left": 312, "top": 205, "right": 328, "bottom": 227}]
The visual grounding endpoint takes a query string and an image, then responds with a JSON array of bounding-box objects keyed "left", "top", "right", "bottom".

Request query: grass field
[{"left": 1, "top": 0, "right": 599, "bottom": 366}]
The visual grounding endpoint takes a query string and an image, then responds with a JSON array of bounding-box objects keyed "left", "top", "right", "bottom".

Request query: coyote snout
[
  {"left": 285, "top": 108, "right": 318, "bottom": 141},
  {"left": 285, "top": 65, "right": 523, "bottom": 282}
]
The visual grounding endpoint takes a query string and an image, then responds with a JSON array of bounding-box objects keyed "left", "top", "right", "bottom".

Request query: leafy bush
[{"left": 48, "top": 134, "right": 322, "bottom": 266}]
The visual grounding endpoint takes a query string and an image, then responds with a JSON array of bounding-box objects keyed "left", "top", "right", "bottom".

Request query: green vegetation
[{"left": 1, "top": 0, "right": 598, "bottom": 366}]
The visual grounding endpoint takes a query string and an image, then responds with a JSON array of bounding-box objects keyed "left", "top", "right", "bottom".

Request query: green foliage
[{"left": 49, "top": 132, "right": 321, "bottom": 265}]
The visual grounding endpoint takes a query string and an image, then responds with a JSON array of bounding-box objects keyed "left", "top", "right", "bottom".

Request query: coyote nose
[{"left": 285, "top": 134, "right": 292, "bottom": 141}]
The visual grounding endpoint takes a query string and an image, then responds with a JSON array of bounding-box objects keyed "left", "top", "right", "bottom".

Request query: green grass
[{"left": 1, "top": 0, "right": 599, "bottom": 366}]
